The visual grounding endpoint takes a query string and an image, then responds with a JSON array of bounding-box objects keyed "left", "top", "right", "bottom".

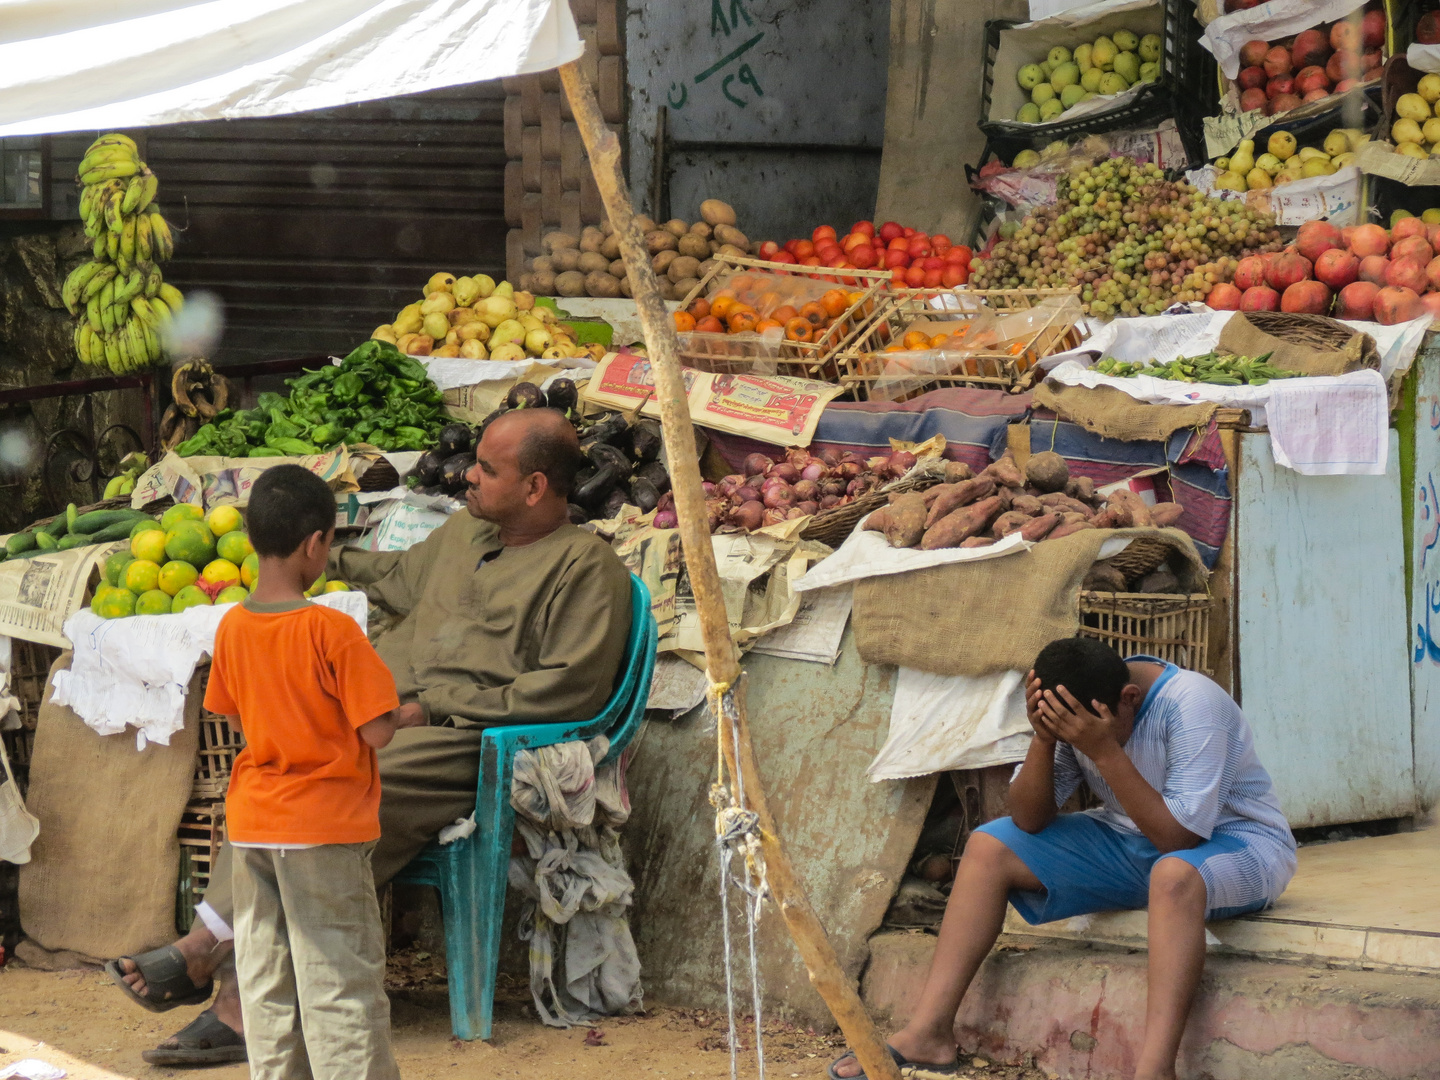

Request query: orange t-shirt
[{"left": 205, "top": 599, "right": 399, "bottom": 845}]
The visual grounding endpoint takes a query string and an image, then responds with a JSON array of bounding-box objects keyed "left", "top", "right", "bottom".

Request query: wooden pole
[{"left": 560, "top": 61, "right": 903, "bottom": 1080}]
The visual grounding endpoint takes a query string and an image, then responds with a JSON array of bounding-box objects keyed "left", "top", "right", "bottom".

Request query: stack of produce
[
  {"left": 968, "top": 156, "right": 1284, "bottom": 316},
  {"left": 175, "top": 341, "right": 446, "bottom": 457},
  {"left": 1210, "top": 128, "right": 1365, "bottom": 192},
  {"left": 371, "top": 273, "right": 599, "bottom": 362},
  {"left": 674, "top": 281, "right": 866, "bottom": 343},
  {"left": 91, "top": 504, "right": 349, "bottom": 620},
  {"left": 2, "top": 503, "right": 156, "bottom": 564},
  {"left": 864, "top": 450, "right": 1188, "bottom": 556},
  {"left": 1376, "top": 77, "right": 1440, "bottom": 160},
  {"left": 519, "top": 200, "right": 748, "bottom": 302},
  {"left": 1010, "top": 29, "right": 1163, "bottom": 123},
  {"left": 63, "top": 133, "right": 184, "bottom": 372},
  {"left": 702, "top": 448, "right": 936, "bottom": 534},
  {"left": 1204, "top": 218, "right": 1440, "bottom": 324},
  {"left": 1095, "top": 351, "right": 1301, "bottom": 385},
  {"left": 754, "top": 221, "right": 971, "bottom": 289},
  {"left": 1227, "top": 11, "right": 1385, "bottom": 117}
]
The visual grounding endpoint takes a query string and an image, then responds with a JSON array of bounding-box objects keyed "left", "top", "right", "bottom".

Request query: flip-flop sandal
[
  {"left": 141, "top": 1009, "right": 248, "bottom": 1066},
  {"left": 827, "top": 1044, "right": 960, "bottom": 1080},
  {"left": 104, "top": 945, "right": 213, "bottom": 1013}
]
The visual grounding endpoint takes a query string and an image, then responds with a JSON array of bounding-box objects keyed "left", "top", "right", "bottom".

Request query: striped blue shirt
[{"left": 1049, "top": 657, "right": 1297, "bottom": 905}]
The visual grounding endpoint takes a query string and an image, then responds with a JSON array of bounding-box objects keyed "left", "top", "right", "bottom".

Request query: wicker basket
[
  {"left": 1078, "top": 591, "right": 1213, "bottom": 675},
  {"left": 676, "top": 255, "right": 891, "bottom": 381},
  {"left": 799, "top": 470, "right": 944, "bottom": 548},
  {"left": 177, "top": 799, "right": 227, "bottom": 932},
  {"left": 1234, "top": 311, "right": 1380, "bottom": 371},
  {"left": 837, "top": 287, "right": 1085, "bottom": 401},
  {"left": 358, "top": 457, "right": 400, "bottom": 492}
]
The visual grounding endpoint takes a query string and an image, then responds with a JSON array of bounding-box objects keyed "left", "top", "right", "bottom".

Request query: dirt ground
[{"left": 0, "top": 947, "right": 1051, "bottom": 1080}]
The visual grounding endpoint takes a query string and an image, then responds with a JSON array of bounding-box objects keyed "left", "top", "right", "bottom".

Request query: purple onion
[
  {"left": 801, "top": 462, "right": 826, "bottom": 482},
  {"left": 763, "top": 483, "right": 797, "bottom": 509},
  {"left": 785, "top": 507, "right": 807, "bottom": 519},
  {"left": 797, "top": 500, "right": 819, "bottom": 515},
  {"left": 847, "top": 477, "right": 870, "bottom": 496},
  {"left": 717, "top": 473, "right": 745, "bottom": 497},
  {"left": 820, "top": 494, "right": 842, "bottom": 509},
  {"left": 786, "top": 447, "right": 813, "bottom": 468},
  {"left": 657, "top": 491, "right": 675, "bottom": 512},
  {"left": 887, "top": 451, "right": 917, "bottom": 476},
  {"left": 737, "top": 486, "right": 762, "bottom": 504},
  {"left": 730, "top": 502, "right": 764, "bottom": 530},
  {"left": 762, "top": 507, "right": 788, "bottom": 526},
  {"left": 820, "top": 478, "right": 847, "bottom": 497},
  {"left": 743, "top": 452, "right": 773, "bottom": 477},
  {"left": 653, "top": 510, "right": 678, "bottom": 529},
  {"left": 743, "top": 472, "right": 766, "bottom": 490},
  {"left": 768, "top": 462, "right": 800, "bottom": 483},
  {"left": 701, "top": 481, "right": 717, "bottom": 497},
  {"left": 837, "top": 461, "right": 862, "bottom": 480},
  {"left": 793, "top": 479, "right": 819, "bottom": 502},
  {"left": 820, "top": 448, "right": 844, "bottom": 467}
]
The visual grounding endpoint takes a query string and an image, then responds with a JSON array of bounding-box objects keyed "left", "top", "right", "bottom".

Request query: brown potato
[
  {"left": 577, "top": 251, "right": 611, "bottom": 275},
  {"left": 1024, "top": 451, "right": 1070, "bottom": 493},
  {"left": 717, "top": 243, "right": 747, "bottom": 258},
  {"left": 670, "top": 277, "right": 701, "bottom": 301},
  {"left": 667, "top": 255, "right": 701, "bottom": 282},
  {"left": 599, "top": 217, "right": 615, "bottom": 236},
  {"left": 517, "top": 273, "right": 536, "bottom": 293},
  {"left": 678, "top": 233, "right": 710, "bottom": 259},
  {"left": 664, "top": 218, "right": 688, "bottom": 237},
  {"left": 634, "top": 215, "right": 657, "bottom": 235},
  {"left": 531, "top": 255, "right": 554, "bottom": 274},
  {"left": 943, "top": 461, "right": 974, "bottom": 485},
  {"left": 600, "top": 233, "right": 622, "bottom": 260},
  {"left": 645, "top": 230, "right": 678, "bottom": 254},
  {"left": 543, "top": 231, "right": 578, "bottom": 254},
  {"left": 709, "top": 239, "right": 723, "bottom": 255},
  {"left": 553, "top": 248, "right": 581, "bottom": 272},
  {"left": 609, "top": 259, "right": 627, "bottom": 278},
  {"left": 688, "top": 221, "right": 713, "bottom": 239},
  {"left": 652, "top": 249, "right": 678, "bottom": 274},
  {"left": 554, "top": 270, "right": 587, "bottom": 297},
  {"left": 697, "top": 258, "right": 718, "bottom": 279},
  {"left": 619, "top": 275, "right": 633, "bottom": 297},
  {"left": 530, "top": 269, "right": 556, "bottom": 295},
  {"left": 585, "top": 271, "right": 621, "bottom": 298},
  {"left": 714, "top": 224, "right": 748, "bottom": 249},
  {"left": 700, "top": 199, "right": 737, "bottom": 226}
]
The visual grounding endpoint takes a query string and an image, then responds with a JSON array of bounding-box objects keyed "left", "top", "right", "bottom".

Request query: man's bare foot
[
  {"left": 119, "top": 925, "right": 230, "bottom": 997},
  {"left": 830, "top": 1027, "right": 957, "bottom": 1078}
]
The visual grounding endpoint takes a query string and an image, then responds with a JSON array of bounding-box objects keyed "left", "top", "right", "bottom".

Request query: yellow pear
[
  {"left": 1246, "top": 168, "right": 1272, "bottom": 189},
  {"left": 371, "top": 325, "right": 397, "bottom": 344},
  {"left": 473, "top": 295, "right": 517, "bottom": 328},
  {"left": 1213, "top": 170, "right": 1248, "bottom": 192},
  {"left": 424, "top": 272, "right": 455, "bottom": 296},
  {"left": 1228, "top": 139, "right": 1255, "bottom": 176},
  {"left": 452, "top": 276, "right": 481, "bottom": 306},
  {"left": 420, "top": 291, "right": 456, "bottom": 315},
  {"left": 460, "top": 338, "right": 488, "bottom": 359},
  {"left": 392, "top": 304, "right": 424, "bottom": 336},
  {"left": 470, "top": 274, "right": 496, "bottom": 299},
  {"left": 1267, "top": 131, "right": 1297, "bottom": 161},
  {"left": 1323, "top": 130, "right": 1351, "bottom": 158},
  {"left": 490, "top": 318, "right": 526, "bottom": 346},
  {"left": 493, "top": 280, "right": 514, "bottom": 299},
  {"left": 422, "top": 312, "right": 450, "bottom": 340},
  {"left": 457, "top": 321, "right": 490, "bottom": 343},
  {"left": 524, "top": 327, "right": 553, "bottom": 354},
  {"left": 432, "top": 344, "right": 461, "bottom": 358},
  {"left": 489, "top": 342, "right": 526, "bottom": 362},
  {"left": 1301, "top": 158, "right": 1336, "bottom": 177}
]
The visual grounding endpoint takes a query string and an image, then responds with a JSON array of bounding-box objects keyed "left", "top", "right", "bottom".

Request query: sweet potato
[
  {"left": 1038, "top": 493, "right": 1094, "bottom": 517},
  {"left": 991, "top": 511, "right": 1032, "bottom": 538},
  {"left": 1083, "top": 561, "right": 1128, "bottom": 592},
  {"left": 1058, "top": 512, "right": 1089, "bottom": 526},
  {"left": 1090, "top": 508, "right": 1121, "bottom": 529},
  {"left": 921, "top": 495, "right": 1004, "bottom": 550},
  {"left": 1009, "top": 494, "right": 1043, "bottom": 516},
  {"left": 1065, "top": 476, "right": 1097, "bottom": 503},
  {"left": 960, "top": 536, "right": 995, "bottom": 548},
  {"left": 996, "top": 486, "right": 1015, "bottom": 511},
  {"left": 1150, "top": 502, "right": 1185, "bottom": 527},
  {"left": 1107, "top": 488, "right": 1152, "bottom": 527},
  {"left": 981, "top": 452, "right": 1025, "bottom": 489},
  {"left": 1048, "top": 520, "right": 1095, "bottom": 539},
  {"left": 943, "top": 460, "right": 974, "bottom": 484},
  {"left": 924, "top": 477, "right": 996, "bottom": 528},
  {"left": 864, "top": 507, "right": 892, "bottom": 533},
  {"left": 1020, "top": 512, "right": 1061, "bottom": 541},
  {"left": 883, "top": 492, "right": 928, "bottom": 548},
  {"left": 1024, "top": 450, "right": 1069, "bottom": 493}
]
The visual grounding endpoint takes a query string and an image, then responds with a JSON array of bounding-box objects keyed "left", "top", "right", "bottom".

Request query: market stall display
[
  {"left": 64, "top": 133, "right": 184, "bottom": 372},
  {"left": 1008, "top": 28, "right": 1165, "bottom": 124},
  {"left": 1225, "top": 16, "right": 1386, "bottom": 117},
  {"left": 751, "top": 220, "right": 973, "bottom": 287},
  {"left": 1209, "top": 124, "right": 1366, "bottom": 191}
]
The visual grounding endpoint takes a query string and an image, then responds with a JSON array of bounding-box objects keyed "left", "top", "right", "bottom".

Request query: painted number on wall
[
  {"left": 666, "top": 0, "right": 766, "bottom": 111},
  {"left": 1417, "top": 397, "right": 1440, "bottom": 665}
]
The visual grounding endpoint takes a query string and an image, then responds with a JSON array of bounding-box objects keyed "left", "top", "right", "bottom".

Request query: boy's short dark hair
[
  {"left": 1034, "top": 637, "right": 1131, "bottom": 711},
  {"left": 247, "top": 465, "right": 335, "bottom": 557}
]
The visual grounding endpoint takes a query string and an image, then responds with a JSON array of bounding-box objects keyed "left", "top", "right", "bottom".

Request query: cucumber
[
  {"left": 35, "top": 531, "right": 58, "bottom": 551},
  {"left": 71, "top": 508, "right": 152, "bottom": 535},
  {"left": 87, "top": 520, "right": 145, "bottom": 543},
  {"left": 4, "top": 531, "right": 37, "bottom": 556},
  {"left": 57, "top": 531, "right": 90, "bottom": 550},
  {"left": 38, "top": 515, "right": 68, "bottom": 540},
  {"left": 65, "top": 503, "right": 78, "bottom": 532}
]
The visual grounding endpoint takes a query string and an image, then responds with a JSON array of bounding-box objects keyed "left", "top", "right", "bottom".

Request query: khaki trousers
[
  {"left": 233, "top": 843, "right": 399, "bottom": 1080},
  {"left": 204, "top": 725, "right": 485, "bottom": 930}
]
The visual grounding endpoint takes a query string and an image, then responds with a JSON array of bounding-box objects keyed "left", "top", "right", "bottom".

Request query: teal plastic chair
[{"left": 395, "top": 574, "right": 657, "bottom": 1041}]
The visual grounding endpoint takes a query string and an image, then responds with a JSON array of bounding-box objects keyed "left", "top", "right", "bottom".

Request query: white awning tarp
[{"left": 0, "top": 0, "right": 582, "bottom": 137}]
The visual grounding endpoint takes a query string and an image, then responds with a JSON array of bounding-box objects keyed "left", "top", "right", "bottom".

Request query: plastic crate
[
  {"left": 1078, "top": 591, "right": 1213, "bottom": 675},
  {"left": 980, "top": 0, "right": 1208, "bottom": 147}
]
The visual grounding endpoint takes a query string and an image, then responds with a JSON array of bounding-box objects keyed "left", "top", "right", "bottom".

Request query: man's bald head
[{"left": 489, "top": 407, "right": 584, "bottom": 499}]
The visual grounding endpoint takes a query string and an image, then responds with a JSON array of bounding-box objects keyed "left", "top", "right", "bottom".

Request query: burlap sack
[
  {"left": 1033, "top": 382, "right": 1217, "bottom": 443},
  {"left": 853, "top": 528, "right": 1207, "bottom": 678},
  {"left": 1218, "top": 313, "right": 1378, "bottom": 377},
  {"left": 19, "top": 653, "right": 199, "bottom": 959}
]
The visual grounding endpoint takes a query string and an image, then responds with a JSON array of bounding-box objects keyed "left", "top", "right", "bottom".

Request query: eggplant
[
  {"left": 630, "top": 477, "right": 661, "bottom": 514},
  {"left": 547, "top": 378, "right": 578, "bottom": 414},
  {"left": 413, "top": 450, "right": 444, "bottom": 488},
  {"left": 630, "top": 419, "right": 662, "bottom": 464},
  {"left": 635, "top": 460, "right": 670, "bottom": 494},
  {"left": 601, "top": 488, "right": 630, "bottom": 519},
  {"left": 479, "top": 406, "right": 509, "bottom": 437},
  {"left": 567, "top": 503, "right": 590, "bottom": 526},
  {"left": 579, "top": 412, "right": 629, "bottom": 448},
  {"left": 586, "top": 442, "right": 632, "bottom": 476},
  {"left": 573, "top": 463, "right": 620, "bottom": 510},
  {"left": 439, "top": 452, "right": 473, "bottom": 494},
  {"left": 437, "top": 422, "right": 475, "bottom": 458},
  {"left": 506, "top": 381, "right": 547, "bottom": 410}
]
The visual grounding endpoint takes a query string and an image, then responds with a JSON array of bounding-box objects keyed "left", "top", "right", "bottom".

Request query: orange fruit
[
  {"left": 793, "top": 240, "right": 815, "bottom": 259},
  {"left": 688, "top": 297, "right": 711, "bottom": 318},
  {"left": 673, "top": 310, "right": 697, "bottom": 332},
  {"left": 799, "top": 302, "right": 828, "bottom": 327},
  {"left": 696, "top": 315, "right": 724, "bottom": 333},
  {"left": 930, "top": 334, "right": 950, "bottom": 349},
  {"left": 904, "top": 330, "right": 931, "bottom": 350},
  {"left": 755, "top": 318, "right": 784, "bottom": 333},
  {"left": 784, "top": 317, "right": 815, "bottom": 343},
  {"left": 709, "top": 294, "right": 737, "bottom": 319},
  {"left": 821, "top": 289, "right": 849, "bottom": 317},
  {"left": 772, "top": 304, "right": 799, "bottom": 323},
  {"left": 801, "top": 255, "right": 823, "bottom": 267},
  {"left": 757, "top": 290, "right": 782, "bottom": 312},
  {"left": 728, "top": 276, "right": 755, "bottom": 294},
  {"left": 885, "top": 344, "right": 906, "bottom": 352},
  {"left": 727, "top": 310, "right": 758, "bottom": 334}
]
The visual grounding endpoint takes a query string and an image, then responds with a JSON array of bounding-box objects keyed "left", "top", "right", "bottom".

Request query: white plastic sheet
[
  {"left": 868, "top": 668, "right": 1032, "bottom": 781},
  {"left": 0, "top": 0, "right": 582, "bottom": 137}
]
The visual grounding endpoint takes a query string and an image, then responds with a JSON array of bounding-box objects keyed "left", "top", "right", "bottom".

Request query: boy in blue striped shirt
[{"left": 829, "top": 637, "right": 1296, "bottom": 1080}]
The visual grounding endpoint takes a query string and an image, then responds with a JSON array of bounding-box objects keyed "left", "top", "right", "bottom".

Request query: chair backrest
[{"left": 482, "top": 573, "right": 657, "bottom": 760}]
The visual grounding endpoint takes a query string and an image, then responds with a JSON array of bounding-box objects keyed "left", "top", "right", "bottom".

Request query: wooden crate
[
  {"left": 176, "top": 799, "right": 227, "bottom": 932},
  {"left": 837, "top": 287, "right": 1085, "bottom": 400},
  {"left": 1077, "top": 591, "right": 1213, "bottom": 676},
  {"left": 676, "top": 255, "right": 891, "bottom": 382},
  {"left": 9, "top": 639, "right": 61, "bottom": 730},
  {"left": 191, "top": 665, "right": 244, "bottom": 801}
]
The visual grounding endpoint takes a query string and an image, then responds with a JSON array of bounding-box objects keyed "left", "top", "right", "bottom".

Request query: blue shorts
[{"left": 976, "top": 813, "right": 1272, "bottom": 925}]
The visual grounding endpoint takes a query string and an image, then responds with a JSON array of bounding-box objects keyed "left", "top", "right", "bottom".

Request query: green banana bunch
[
  {"left": 121, "top": 169, "right": 157, "bottom": 215},
  {"left": 136, "top": 213, "right": 152, "bottom": 262},
  {"left": 148, "top": 210, "right": 174, "bottom": 261}
]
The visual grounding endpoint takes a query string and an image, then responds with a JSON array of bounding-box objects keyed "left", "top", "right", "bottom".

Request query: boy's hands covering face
[
  {"left": 1024, "top": 670, "right": 1059, "bottom": 746},
  {"left": 1035, "top": 684, "right": 1120, "bottom": 759}
]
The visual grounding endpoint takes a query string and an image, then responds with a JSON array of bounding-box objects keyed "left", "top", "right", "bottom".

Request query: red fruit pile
[
  {"left": 759, "top": 222, "right": 973, "bottom": 290},
  {"left": 1207, "top": 219, "right": 1440, "bottom": 325},
  {"left": 1231, "top": 5, "right": 1385, "bottom": 117}
]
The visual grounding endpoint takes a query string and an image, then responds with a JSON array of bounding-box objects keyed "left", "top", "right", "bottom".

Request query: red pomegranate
[
  {"left": 1427, "top": 255, "right": 1440, "bottom": 293},
  {"left": 1269, "top": 92, "right": 1304, "bottom": 114},
  {"left": 1302, "top": 88, "right": 1330, "bottom": 103},
  {"left": 1392, "top": 235, "right": 1434, "bottom": 265},
  {"left": 1385, "top": 256, "right": 1429, "bottom": 293},
  {"left": 1239, "top": 40, "right": 1270, "bottom": 68},
  {"left": 1422, "top": 293, "right": 1440, "bottom": 323},
  {"left": 1237, "top": 66, "right": 1268, "bottom": 91},
  {"left": 1336, "top": 280, "right": 1380, "bottom": 320},
  {"left": 1362, "top": 9, "right": 1386, "bottom": 49},
  {"left": 1264, "top": 46, "right": 1294, "bottom": 77},
  {"left": 1267, "top": 75, "right": 1296, "bottom": 99},
  {"left": 1331, "top": 19, "right": 1362, "bottom": 52},
  {"left": 1281, "top": 280, "right": 1333, "bottom": 314},
  {"left": 1206, "top": 283, "right": 1243, "bottom": 310},
  {"left": 1348, "top": 224, "right": 1390, "bottom": 257},
  {"left": 1264, "top": 251, "right": 1313, "bottom": 291},
  {"left": 1336, "top": 77, "right": 1361, "bottom": 93},
  {"left": 1240, "top": 87, "right": 1270, "bottom": 112},
  {"left": 1393, "top": 216, "right": 1429, "bottom": 242},
  {"left": 1297, "top": 220, "right": 1344, "bottom": 263},
  {"left": 1315, "top": 248, "right": 1360, "bottom": 290},
  {"left": 1420, "top": 10, "right": 1440, "bottom": 46},
  {"left": 1327, "top": 50, "right": 1363, "bottom": 83},
  {"left": 1426, "top": 223, "right": 1440, "bottom": 250},
  {"left": 1234, "top": 255, "right": 1268, "bottom": 291},
  {"left": 1363, "top": 49, "right": 1383, "bottom": 71},
  {"left": 1342, "top": 225, "right": 1358, "bottom": 247},
  {"left": 1374, "top": 286, "right": 1425, "bottom": 325},
  {"left": 1292, "top": 28, "right": 1332, "bottom": 69},
  {"left": 1295, "top": 66, "right": 1331, "bottom": 96},
  {"left": 1359, "top": 255, "right": 1391, "bottom": 285},
  {"left": 1240, "top": 285, "right": 1281, "bottom": 311}
]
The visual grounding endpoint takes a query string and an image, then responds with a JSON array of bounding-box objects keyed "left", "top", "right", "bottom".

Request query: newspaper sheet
[
  {"left": 750, "top": 585, "right": 853, "bottom": 665},
  {"left": 0, "top": 542, "right": 119, "bottom": 648},
  {"left": 131, "top": 447, "right": 355, "bottom": 509},
  {"left": 644, "top": 653, "right": 710, "bottom": 716}
]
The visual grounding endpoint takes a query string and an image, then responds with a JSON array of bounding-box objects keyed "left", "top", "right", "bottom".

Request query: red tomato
[
  {"left": 783, "top": 239, "right": 802, "bottom": 254},
  {"left": 879, "top": 221, "right": 904, "bottom": 243},
  {"left": 851, "top": 220, "right": 876, "bottom": 238},
  {"left": 849, "top": 244, "right": 878, "bottom": 269},
  {"left": 887, "top": 236, "right": 910, "bottom": 252},
  {"left": 883, "top": 248, "right": 911, "bottom": 269},
  {"left": 771, "top": 250, "right": 797, "bottom": 264},
  {"left": 922, "top": 256, "right": 945, "bottom": 271},
  {"left": 941, "top": 264, "right": 966, "bottom": 288},
  {"left": 904, "top": 265, "right": 926, "bottom": 287}
]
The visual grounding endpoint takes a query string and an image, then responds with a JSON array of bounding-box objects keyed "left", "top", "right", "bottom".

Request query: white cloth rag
[{"left": 868, "top": 668, "right": 1032, "bottom": 781}]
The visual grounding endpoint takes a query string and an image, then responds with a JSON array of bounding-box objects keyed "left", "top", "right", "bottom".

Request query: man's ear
[
  {"left": 1120, "top": 683, "right": 1145, "bottom": 711},
  {"left": 525, "top": 470, "right": 550, "bottom": 507}
]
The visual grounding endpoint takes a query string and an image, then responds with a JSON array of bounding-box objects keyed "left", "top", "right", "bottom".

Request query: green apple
[
  {"left": 1074, "top": 42, "right": 1093, "bottom": 72},
  {"left": 1050, "top": 62, "right": 1081, "bottom": 91},
  {"left": 1139, "top": 61, "right": 1160, "bottom": 83},
  {"left": 1098, "top": 71, "right": 1130, "bottom": 95},
  {"left": 1032, "top": 82, "right": 1057, "bottom": 105},
  {"left": 1061, "top": 84, "right": 1086, "bottom": 108},
  {"left": 1048, "top": 45, "right": 1072, "bottom": 67},
  {"left": 1017, "top": 63, "right": 1044, "bottom": 90},
  {"left": 1091, "top": 36, "right": 1117, "bottom": 70},
  {"left": 1139, "top": 33, "right": 1162, "bottom": 63},
  {"left": 1017, "top": 102, "right": 1042, "bottom": 123},
  {"left": 1081, "top": 67, "right": 1104, "bottom": 92},
  {"left": 1112, "top": 51, "right": 1140, "bottom": 84},
  {"left": 1112, "top": 28, "right": 1139, "bottom": 52},
  {"left": 1039, "top": 98, "right": 1065, "bottom": 121}
]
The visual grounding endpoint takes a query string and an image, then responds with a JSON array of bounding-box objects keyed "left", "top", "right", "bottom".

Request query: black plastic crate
[
  {"left": 1360, "top": 172, "right": 1440, "bottom": 227},
  {"left": 975, "top": 96, "right": 1206, "bottom": 175}
]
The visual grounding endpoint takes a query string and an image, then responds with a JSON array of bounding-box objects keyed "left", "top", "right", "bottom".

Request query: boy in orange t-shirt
[{"left": 205, "top": 465, "right": 423, "bottom": 1080}]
